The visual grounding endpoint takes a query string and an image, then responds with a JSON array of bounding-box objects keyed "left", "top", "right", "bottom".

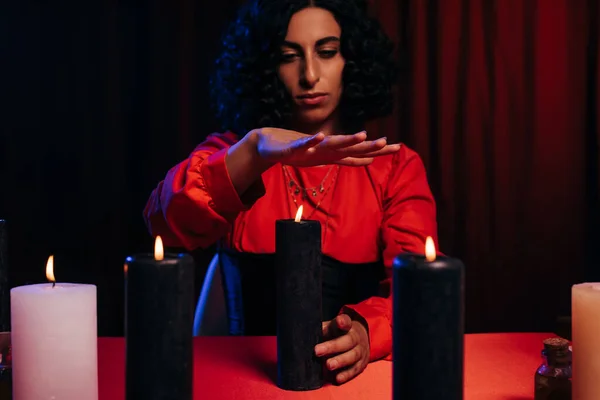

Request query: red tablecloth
[{"left": 99, "top": 333, "right": 554, "bottom": 399}]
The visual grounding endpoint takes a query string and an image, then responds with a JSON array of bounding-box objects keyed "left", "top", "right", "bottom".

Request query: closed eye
[
  {"left": 281, "top": 53, "right": 299, "bottom": 63},
  {"left": 319, "top": 49, "right": 338, "bottom": 58}
]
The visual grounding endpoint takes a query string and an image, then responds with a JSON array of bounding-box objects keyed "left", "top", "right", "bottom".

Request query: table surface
[{"left": 98, "top": 333, "right": 554, "bottom": 400}]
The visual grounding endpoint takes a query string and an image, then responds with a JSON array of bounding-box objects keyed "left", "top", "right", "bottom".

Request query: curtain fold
[{"left": 377, "top": 0, "right": 595, "bottom": 332}]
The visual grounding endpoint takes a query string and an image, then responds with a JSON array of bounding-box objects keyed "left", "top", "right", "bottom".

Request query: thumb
[
  {"left": 289, "top": 132, "right": 325, "bottom": 153},
  {"left": 322, "top": 314, "right": 352, "bottom": 339},
  {"left": 335, "top": 314, "right": 353, "bottom": 332}
]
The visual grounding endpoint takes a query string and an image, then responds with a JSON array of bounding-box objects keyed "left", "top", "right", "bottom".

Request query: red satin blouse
[{"left": 143, "top": 132, "right": 438, "bottom": 361}]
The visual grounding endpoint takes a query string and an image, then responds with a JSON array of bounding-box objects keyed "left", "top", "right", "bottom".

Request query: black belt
[{"left": 218, "top": 248, "right": 385, "bottom": 335}]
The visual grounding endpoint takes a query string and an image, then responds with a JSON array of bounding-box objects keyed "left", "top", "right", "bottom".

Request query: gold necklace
[
  {"left": 282, "top": 165, "right": 336, "bottom": 199},
  {"left": 282, "top": 165, "right": 340, "bottom": 220}
]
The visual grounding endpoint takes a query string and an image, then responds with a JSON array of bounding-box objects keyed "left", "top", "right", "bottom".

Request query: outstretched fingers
[
  {"left": 279, "top": 132, "right": 399, "bottom": 167},
  {"left": 317, "top": 131, "right": 368, "bottom": 151},
  {"left": 352, "top": 143, "right": 402, "bottom": 158},
  {"left": 334, "top": 137, "right": 402, "bottom": 157}
]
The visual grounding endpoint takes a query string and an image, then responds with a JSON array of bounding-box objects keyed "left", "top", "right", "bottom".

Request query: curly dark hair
[{"left": 210, "top": 0, "right": 398, "bottom": 135}]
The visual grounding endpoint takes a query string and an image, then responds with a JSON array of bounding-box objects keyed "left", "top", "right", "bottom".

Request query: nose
[{"left": 300, "top": 54, "right": 320, "bottom": 88}]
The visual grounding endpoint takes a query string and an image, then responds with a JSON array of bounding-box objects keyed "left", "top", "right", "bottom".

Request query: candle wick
[{"left": 52, "top": 281, "right": 55, "bottom": 288}]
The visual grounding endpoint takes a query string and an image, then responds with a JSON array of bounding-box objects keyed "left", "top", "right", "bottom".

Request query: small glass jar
[{"left": 534, "top": 337, "right": 571, "bottom": 400}]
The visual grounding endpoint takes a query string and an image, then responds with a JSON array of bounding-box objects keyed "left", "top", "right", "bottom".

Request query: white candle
[
  {"left": 572, "top": 282, "right": 600, "bottom": 400},
  {"left": 10, "top": 256, "right": 98, "bottom": 400}
]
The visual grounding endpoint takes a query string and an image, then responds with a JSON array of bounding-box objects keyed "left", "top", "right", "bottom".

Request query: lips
[{"left": 297, "top": 93, "right": 328, "bottom": 106}]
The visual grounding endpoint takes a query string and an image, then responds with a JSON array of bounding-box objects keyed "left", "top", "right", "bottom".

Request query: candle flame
[
  {"left": 294, "top": 205, "right": 303, "bottom": 222},
  {"left": 46, "top": 255, "right": 56, "bottom": 283},
  {"left": 154, "top": 236, "right": 164, "bottom": 261},
  {"left": 425, "top": 236, "right": 436, "bottom": 262}
]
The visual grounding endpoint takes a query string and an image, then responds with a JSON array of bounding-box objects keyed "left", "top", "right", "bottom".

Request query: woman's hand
[
  {"left": 225, "top": 127, "right": 400, "bottom": 198},
  {"left": 315, "top": 313, "right": 371, "bottom": 384},
  {"left": 251, "top": 127, "right": 401, "bottom": 167}
]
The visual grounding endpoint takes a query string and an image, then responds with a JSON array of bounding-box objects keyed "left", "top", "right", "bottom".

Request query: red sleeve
[
  {"left": 143, "top": 132, "right": 266, "bottom": 251},
  {"left": 343, "top": 145, "right": 439, "bottom": 362}
]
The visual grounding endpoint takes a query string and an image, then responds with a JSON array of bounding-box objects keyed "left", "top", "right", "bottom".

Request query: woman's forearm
[{"left": 225, "top": 131, "right": 274, "bottom": 197}]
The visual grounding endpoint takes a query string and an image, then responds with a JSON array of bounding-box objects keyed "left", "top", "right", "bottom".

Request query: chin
[{"left": 297, "top": 109, "right": 334, "bottom": 126}]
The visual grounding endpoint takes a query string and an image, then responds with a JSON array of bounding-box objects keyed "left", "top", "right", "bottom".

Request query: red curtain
[{"left": 367, "top": 0, "right": 599, "bottom": 333}]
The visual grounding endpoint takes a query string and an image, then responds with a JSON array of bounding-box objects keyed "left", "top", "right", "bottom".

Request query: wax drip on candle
[
  {"left": 425, "top": 236, "right": 436, "bottom": 262},
  {"left": 46, "top": 255, "right": 56, "bottom": 288},
  {"left": 294, "top": 205, "right": 303, "bottom": 222}
]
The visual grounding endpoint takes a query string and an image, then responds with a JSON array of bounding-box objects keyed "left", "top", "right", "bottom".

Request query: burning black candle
[
  {"left": 393, "top": 237, "right": 465, "bottom": 400},
  {"left": 124, "top": 236, "right": 194, "bottom": 400},
  {"left": 275, "top": 206, "right": 323, "bottom": 391}
]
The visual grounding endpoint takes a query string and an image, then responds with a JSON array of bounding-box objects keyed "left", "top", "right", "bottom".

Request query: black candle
[
  {"left": 0, "top": 220, "right": 11, "bottom": 400},
  {"left": 0, "top": 220, "right": 9, "bottom": 332},
  {"left": 275, "top": 206, "right": 323, "bottom": 391},
  {"left": 124, "top": 236, "right": 194, "bottom": 400},
  {"left": 393, "top": 237, "right": 464, "bottom": 400}
]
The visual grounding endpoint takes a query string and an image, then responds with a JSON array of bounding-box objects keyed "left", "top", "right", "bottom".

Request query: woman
[{"left": 144, "top": 0, "right": 438, "bottom": 384}]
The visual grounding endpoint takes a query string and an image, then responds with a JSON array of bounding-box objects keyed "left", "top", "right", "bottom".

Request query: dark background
[{"left": 1, "top": 0, "right": 598, "bottom": 337}]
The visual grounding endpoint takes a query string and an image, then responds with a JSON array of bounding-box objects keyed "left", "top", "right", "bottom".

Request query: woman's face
[{"left": 277, "top": 7, "right": 345, "bottom": 131}]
